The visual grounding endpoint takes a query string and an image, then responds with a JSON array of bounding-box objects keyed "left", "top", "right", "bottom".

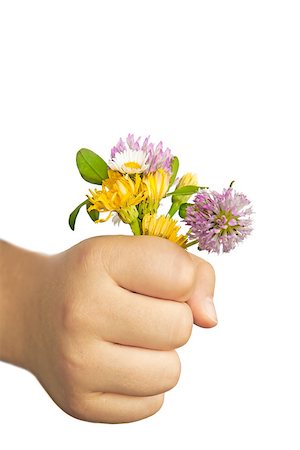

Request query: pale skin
[{"left": 0, "top": 236, "right": 217, "bottom": 424}]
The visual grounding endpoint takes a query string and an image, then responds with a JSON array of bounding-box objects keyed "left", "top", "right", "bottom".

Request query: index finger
[{"left": 98, "top": 235, "right": 197, "bottom": 302}]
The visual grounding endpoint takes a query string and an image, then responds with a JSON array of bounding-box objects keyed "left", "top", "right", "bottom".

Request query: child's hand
[{"left": 0, "top": 236, "right": 216, "bottom": 423}]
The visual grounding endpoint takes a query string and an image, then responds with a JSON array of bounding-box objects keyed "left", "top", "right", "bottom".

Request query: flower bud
[{"left": 172, "top": 173, "right": 198, "bottom": 204}]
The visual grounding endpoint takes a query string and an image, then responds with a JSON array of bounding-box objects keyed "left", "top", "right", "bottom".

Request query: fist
[{"left": 29, "top": 236, "right": 216, "bottom": 423}]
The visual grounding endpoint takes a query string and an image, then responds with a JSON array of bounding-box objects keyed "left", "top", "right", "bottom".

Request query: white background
[{"left": 0, "top": 1, "right": 299, "bottom": 449}]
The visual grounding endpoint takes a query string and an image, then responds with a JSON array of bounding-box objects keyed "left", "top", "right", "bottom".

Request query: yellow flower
[
  {"left": 143, "top": 169, "right": 170, "bottom": 202},
  {"left": 142, "top": 213, "right": 188, "bottom": 248},
  {"left": 172, "top": 172, "right": 198, "bottom": 204},
  {"left": 141, "top": 169, "right": 170, "bottom": 214},
  {"left": 87, "top": 170, "right": 147, "bottom": 223},
  {"left": 176, "top": 172, "right": 198, "bottom": 189}
]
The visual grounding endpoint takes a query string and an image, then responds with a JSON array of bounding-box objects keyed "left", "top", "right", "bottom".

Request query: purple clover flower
[
  {"left": 110, "top": 133, "right": 173, "bottom": 174},
  {"left": 185, "top": 188, "right": 253, "bottom": 253}
]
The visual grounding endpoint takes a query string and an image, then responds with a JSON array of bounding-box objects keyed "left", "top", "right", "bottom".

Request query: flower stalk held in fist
[{"left": 69, "top": 134, "right": 253, "bottom": 254}]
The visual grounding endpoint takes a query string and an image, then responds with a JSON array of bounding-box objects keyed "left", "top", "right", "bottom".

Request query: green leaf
[
  {"left": 167, "top": 202, "right": 180, "bottom": 218},
  {"left": 168, "top": 156, "right": 179, "bottom": 188},
  {"left": 179, "top": 203, "right": 192, "bottom": 219},
  {"left": 167, "top": 185, "right": 199, "bottom": 197},
  {"left": 86, "top": 201, "right": 99, "bottom": 222},
  {"left": 76, "top": 148, "right": 108, "bottom": 185},
  {"left": 68, "top": 200, "right": 88, "bottom": 231}
]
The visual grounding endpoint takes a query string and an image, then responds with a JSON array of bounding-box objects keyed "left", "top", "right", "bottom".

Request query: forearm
[{"left": 0, "top": 240, "right": 47, "bottom": 370}]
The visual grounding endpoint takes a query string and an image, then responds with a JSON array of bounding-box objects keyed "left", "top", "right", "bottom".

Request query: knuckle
[
  {"left": 170, "top": 251, "right": 196, "bottom": 301},
  {"left": 59, "top": 340, "right": 106, "bottom": 391},
  {"left": 203, "top": 260, "right": 216, "bottom": 280},
  {"left": 68, "top": 237, "right": 107, "bottom": 278},
  {"left": 58, "top": 339, "right": 90, "bottom": 386},
  {"left": 72, "top": 238, "right": 100, "bottom": 274},
  {"left": 61, "top": 344, "right": 84, "bottom": 374},
  {"left": 195, "top": 257, "right": 216, "bottom": 283},
  {"left": 59, "top": 352, "right": 81, "bottom": 387},
  {"left": 64, "top": 394, "right": 88, "bottom": 420},
  {"left": 61, "top": 300, "right": 83, "bottom": 334},
  {"left": 171, "top": 303, "right": 193, "bottom": 348}
]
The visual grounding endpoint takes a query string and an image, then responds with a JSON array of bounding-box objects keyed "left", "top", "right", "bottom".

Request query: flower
[
  {"left": 70, "top": 136, "right": 254, "bottom": 257},
  {"left": 108, "top": 148, "right": 149, "bottom": 174},
  {"left": 87, "top": 170, "right": 147, "bottom": 223},
  {"left": 143, "top": 169, "right": 170, "bottom": 202},
  {"left": 127, "top": 133, "right": 153, "bottom": 153},
  {"left": 110, "top": 138, "right": 127, "bottom": 157},
  {"left": 141, "top": 169, "right": 171, "bottom": 214},
  {"left": 146, "top": 140, "right": 173, "bottom": 174},
  {"left": 109, "top": 134, "right": 174, "bottom": 174},
  {"left": 172, "top": 172, "right": 198, "bottom": 204},
  {"left": 142, "top": 213, "right": 188, "bottom": 247},
  {"left": 185, "top": 188, "right": 253, "bottom": 253}
]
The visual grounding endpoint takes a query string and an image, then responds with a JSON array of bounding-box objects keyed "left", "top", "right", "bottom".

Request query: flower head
[
  {"left": 141, "top": 169, "right": 170, "bottom": 214},
  {"left": 185, "top": 188, "right": 253, "bottom": 253},
  {"left": 143, "top": 169, "right": 170, "bottom": 202},
  {"left": 172, "top": 172, "right": 198, "bottom": 204},
  {"left": 87, "top": 170, "right": 147, "bottom": 223},
  {"left": 142, "top": 214, "right": 188, "bottom": 247},
  {"left": 146, "top": 140, "right": 173, "bottom": 174},
  {"left": 109, "top": 134, "right": 173, "bottom": 174},
  {"left": 108, "top": 148, "right": 149, "bottom": 174}
]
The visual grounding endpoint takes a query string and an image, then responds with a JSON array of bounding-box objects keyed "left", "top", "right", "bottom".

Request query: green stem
[
  {"left": 185, "top": 239, "right": 199, "bottom": 248},
  {"left": 167, "top": 202, "right": 180, "bottom": 218},
  {"left": 130, "top": 219, "right": 141, "bottom": 236}
]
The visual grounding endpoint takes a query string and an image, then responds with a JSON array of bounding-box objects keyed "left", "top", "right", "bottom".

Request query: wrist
[{"left": 0, "top": 241, "right": 49, "bottom": 371}]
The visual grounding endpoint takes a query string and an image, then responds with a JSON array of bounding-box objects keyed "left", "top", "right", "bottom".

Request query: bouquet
[{"left": 69, "top": 134, "right": 253, "bottom": 253}]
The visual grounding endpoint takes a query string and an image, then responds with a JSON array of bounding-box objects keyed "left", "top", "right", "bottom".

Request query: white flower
[{"left": 108, "top": 149, "right": 149, "bottom": 174}]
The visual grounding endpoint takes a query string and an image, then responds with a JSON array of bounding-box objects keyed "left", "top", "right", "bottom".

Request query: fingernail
[{"left": 203, "top": 297, "right": 218, "bottom": 324}]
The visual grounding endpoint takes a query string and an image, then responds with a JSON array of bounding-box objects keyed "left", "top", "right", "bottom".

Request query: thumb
[{"left": 187, "top": 254, "right": 218, "bottom": 328}]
